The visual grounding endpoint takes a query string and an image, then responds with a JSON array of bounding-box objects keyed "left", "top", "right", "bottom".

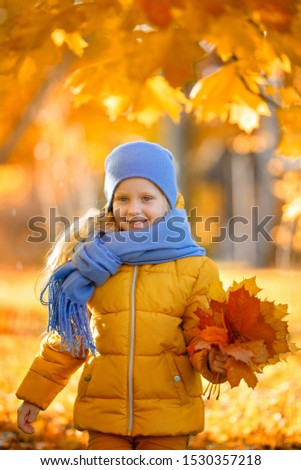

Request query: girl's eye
[
  {"left": 118, "top": 197, "right": 128, "bottom": 202},
  {"left": 143, "top": 196, "right": 153, "bottom": 201}
]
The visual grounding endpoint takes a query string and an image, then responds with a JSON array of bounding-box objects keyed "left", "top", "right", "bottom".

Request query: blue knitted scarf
[{"left": 41, "top": 208, "right": 205, "bottom": 356}]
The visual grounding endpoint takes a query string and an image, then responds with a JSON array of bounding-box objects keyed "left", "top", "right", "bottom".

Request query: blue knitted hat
[{"left": 104, "top": 141, "right": 178, "bottom": 210}]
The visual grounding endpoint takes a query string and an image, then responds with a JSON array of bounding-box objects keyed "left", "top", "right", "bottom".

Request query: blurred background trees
[{"left": 1, "top": 0, "right": 301, "bottom": 270}]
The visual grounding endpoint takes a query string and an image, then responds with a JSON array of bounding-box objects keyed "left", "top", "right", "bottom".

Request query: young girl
[{"left": 16, "top": 141, "right": 228, "bottom": 450}]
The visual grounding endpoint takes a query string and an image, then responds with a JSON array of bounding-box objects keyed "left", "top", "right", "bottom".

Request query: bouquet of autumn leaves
[{"left": 187, "top": 277, "right": 296, "bottom": 399}]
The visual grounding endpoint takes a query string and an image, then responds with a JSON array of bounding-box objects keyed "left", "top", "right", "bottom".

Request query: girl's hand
[
  {"left": 17, "top": 401, "right": 40, "bottom": 434},
  {"left": 208, "top": 349, "right": 228, "bottom": 375}
]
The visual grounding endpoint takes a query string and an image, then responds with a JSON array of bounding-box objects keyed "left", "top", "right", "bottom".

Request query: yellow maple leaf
[
  {"left": 206, "top": 13, "right": 259, "bottom": 62},
  {"left": 162, "top": 29, "right": 207, "bottom": 87},
  {"left": 229, "top": 104, "right": 260, "bottom": 134},
  {"left": 208, "top": 278, "right": 227, "bottom": 303},
  {"left": 128, "top": 76, "right": 189, "bottom": 126},
  {"left": 103, "top": 94, "right": 131, "bottom": 121},
  {"left": 229, "top": 277, "right": 262, "bottom": 296},
  {"left": 51, "top": 28, "right": 88, "bottom": 57},
  {"left": 190, "top": 63, "right": 270, "bottom": 133}
]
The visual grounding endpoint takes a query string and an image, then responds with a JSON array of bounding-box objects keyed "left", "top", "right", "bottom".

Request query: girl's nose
[{"left": 128, "top": 202, "right": 141, "bottom": 215}]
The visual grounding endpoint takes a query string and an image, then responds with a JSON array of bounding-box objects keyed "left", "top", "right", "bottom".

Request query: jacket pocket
[
  {"left": 165, "top": 352, "right": 190, "bottom": 405},
  {"left": 166, "top": 353, "right": 203, "bottom": 404},
  {"left": 174, "top": 354, "right": 203, "bottom": 397},
  {"left": 77, "top": 357, "right": 96, "bottom": 398}
]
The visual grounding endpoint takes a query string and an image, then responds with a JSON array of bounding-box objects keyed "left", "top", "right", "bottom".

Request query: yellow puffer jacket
[{"left": 16, "top": 256, "right": 221, "bottom": 437}]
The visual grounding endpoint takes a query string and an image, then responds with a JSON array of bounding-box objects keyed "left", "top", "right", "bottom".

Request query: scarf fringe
[{"left": 41, "top": 277, "right": 97, "bottom": 357}]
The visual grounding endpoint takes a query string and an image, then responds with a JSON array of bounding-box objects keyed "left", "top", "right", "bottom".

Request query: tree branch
[{"left": 238, "top": 73, "right": 282, "bottom": 110}]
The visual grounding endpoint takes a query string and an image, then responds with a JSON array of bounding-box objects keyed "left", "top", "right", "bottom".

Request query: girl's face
[{"left": 112, "top": 178, "right": 169, "bottom": 231}]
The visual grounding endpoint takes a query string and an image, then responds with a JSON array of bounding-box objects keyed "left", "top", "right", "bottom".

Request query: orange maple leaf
[
  {"left": 198, "top": 326, "right": 229, "bottom": 346},
  {"left": 194, "top": 308, "right": 216, "bottom": 328},
  {"left": 226, "top": 357, "right": 258, "bottom": 389},
  {"left": 227, "top": 287, "right": 277, "bottom": 352}
]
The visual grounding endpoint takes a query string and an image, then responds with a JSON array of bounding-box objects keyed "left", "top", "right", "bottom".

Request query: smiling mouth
[{"left": 128, "top": 218, "right": 148, "bottom": 228}]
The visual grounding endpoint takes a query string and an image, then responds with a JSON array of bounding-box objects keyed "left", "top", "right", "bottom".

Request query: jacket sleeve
[
  {"left": 16, "top": 333, "right": 87, "bottom": 410},
  {"left": 182, "top": 257, "right": 227, "bottom": 384}
]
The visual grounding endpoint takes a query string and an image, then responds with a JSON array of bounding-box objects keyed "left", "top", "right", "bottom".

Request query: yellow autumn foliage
[{"left": 1, "top": 0, "right": 301, "bottom": 156}]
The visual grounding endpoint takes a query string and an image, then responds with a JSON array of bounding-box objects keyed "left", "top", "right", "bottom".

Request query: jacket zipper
[{"left": 128, "top": 265, "right": 138, "bottom": 433}]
